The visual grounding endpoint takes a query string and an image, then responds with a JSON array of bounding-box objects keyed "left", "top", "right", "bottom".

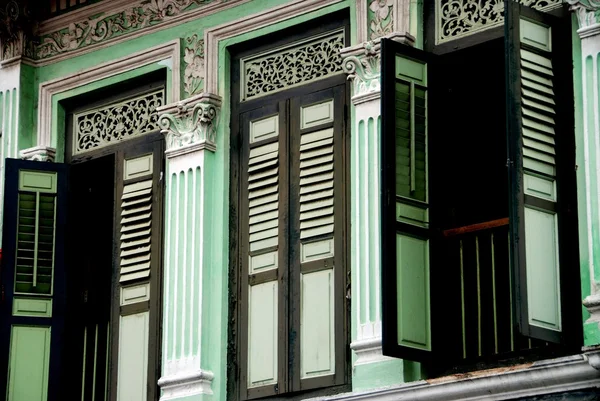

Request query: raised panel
[
  {"left": 248, "top": 281, "right": 278, "bottom": 388},
  {"left": 301, "top": 238, "right": 334, "bottom": 263},
  {"left": 249, "top": 251, "right": 278, "bottom": 274},
  {"left": 19, "top": 171, "right": 57, "bottom": 193},
  {"left": 520, "top": 18, "right": 551, "bottom": 52},
  {"left": 301, "top": 100, "right": 334, "bottom": 129},
  {"left": 7, "top": 326, "right": 51, "bottom": 401},
  {"left": 250, "top": 115, "right": 279, "bottom": 143},
  {"left": 300, "top": 268, "right": 335, "bottom": 379},
  {"left": 117, "top": 312, "right": 149, "bottom": 401},
  {"left": 396, "top": 202, "right": 429, "bottom": 227},
  {"left": 524, "top": 173, "right": 556, "bottom": 201},
  {"left": 396, "top": 234, "right": 430, "bottom": 350},
  {"left": 524, "top": 207, "right": 561, "bottom": 331},
  {"left": 120, "top": 283, "right": 151, "bottom": 306},
  {"left": 124, "top": 154, "right": 153, "bottom": 180},
  {"left": 12, "top": 297, "right": 52, "bottom": 317}
]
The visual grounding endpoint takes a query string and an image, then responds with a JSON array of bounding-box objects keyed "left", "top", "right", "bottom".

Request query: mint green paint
[
  {"left": 352, "top": 359, "right": 404, "bottom": 391},
  {"left": 7, "top": 326, "right": 51, "bottom": 401},
  {"left": 18, "top": 64, "right": 36, "bottom": 152},
  {"left": 586, "top": 55, "right": 600, "bottom": 286},
  {"left": 368, "top": 117, "right": 377, "bottom": 322},
  {"left": 403, "top": 360, "right": 423, "bottom": 381},
  {"left": 359, "top": 118, "right": 367, "bottom": 325},
  {"left": 584, "top": 322, "right": 600, "bottom": 345}
]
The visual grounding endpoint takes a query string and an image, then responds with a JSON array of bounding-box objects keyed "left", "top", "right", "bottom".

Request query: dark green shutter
[
  {"left": 381, "top": 39, "right": 434, "bottom": 361},
  {"left": 505, "top": 2, "right": 580, "bottom": 344}
]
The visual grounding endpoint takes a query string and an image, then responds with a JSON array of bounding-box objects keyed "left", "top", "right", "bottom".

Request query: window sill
[{"left": 305, "top": 353, "right": 600, "bottom": 401}]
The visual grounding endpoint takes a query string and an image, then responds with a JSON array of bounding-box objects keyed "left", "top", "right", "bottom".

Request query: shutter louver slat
[
  {"left": 299, "top": 128, "right": 335, "bottom": 240},
  {"left": 119, "top": 179, "right": 153, "bottom": 283},
  {"left": 248, "top": 142, "right": 279, "bottom": 253},
  {"left": 520, "top": 51, "right": 556, "bottom": 178}
]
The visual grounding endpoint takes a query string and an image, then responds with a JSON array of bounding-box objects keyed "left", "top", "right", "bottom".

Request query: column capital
[
  {"left": 341, "top": 33, "right": 413, "bottom": 103},
  {"left": 158, "top": 92, "right": 222, "bottom": 158},
  {"left": 568, "top": 0, "right": 600, "bottom": 35},
  {"left": 19, "top": 146, "right": 56, "bottom": 162}
]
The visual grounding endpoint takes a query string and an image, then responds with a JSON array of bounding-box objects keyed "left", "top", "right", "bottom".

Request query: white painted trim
[
  {"left": 305, "top": 354, "right": 600, "bottom": 401},
  {"left": 34, "top": 0, "right": 252, "bottom": 67},
  {"left": 578, "top": 23, "right": 600, "bottom": 39},
  {"left": 36, "top": 40, "right": 180, "bottom": 150},
  {"left": 350, "top": 337, "right": 394, "bottom": 366},
  {"left": 203, "top": 0, "right": 344, "bottom": 95},
  {"left": 356, "top": 0, "right": 369, "bottom": 43},
  {"left": 158, "top": 368, "right": 214, "bottom": 400}
]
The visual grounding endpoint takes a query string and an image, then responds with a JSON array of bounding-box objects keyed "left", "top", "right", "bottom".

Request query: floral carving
[
  {"left": 343, "top": 41, "right": 381, "bottom": 96},
  {"left": 568, "top": 0, "right": 600, "bottom": 28},
  {"left": 369, "top": 0, "right": 394, "bottom": 40},
  {"left": 242, "top": 29, "right": 345, "bottom": 101},
  {"left": 183, "top": 34, "right": 205, "bottom": 98},
  {"left": 74, "top": 90, "right": 164, "bottom": 155},
  {"left": 36, "top": 0, "right": 215, "bottom": 60},
  {"left": 437, "top": 0, "right": 562, "bottom": 43},
  {"left": 158, "top": 94, "right": 221, "bottom": 153}
]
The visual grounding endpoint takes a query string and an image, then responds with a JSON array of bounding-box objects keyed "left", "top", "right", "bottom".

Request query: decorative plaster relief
[
  {"left": 73, "top": 89, "right": 165, "bottom": 155},
  {"left": 437, "top": 0, "right": 562, "bottom": 44},
  {"left": 342, "top": 40, "right": 381, "bottom": 97},
  {"left": 35, "top": 0, "right": 216, "bottom": 61},
  {"left": 568, "top": 0, "right": 600, "bottom": 30},
  {"left": 183, "top": 34, "right": 205, "bottom": 98},
  {"left": 368, "top": 0, "right": 394, "bottom": 40},
  {"left": 19, "top": 146, "right": 57, "bottom": 162},
  {"left": 158, "top": 92, "right": 221, "bottom": 156},
  {"left": 240, "top": 29, "right": 345, "bottom": 101}
]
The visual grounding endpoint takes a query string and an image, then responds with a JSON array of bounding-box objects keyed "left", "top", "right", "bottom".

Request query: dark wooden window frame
[{"left": 228, "top": 10, "right": 352, "bottom": 401}]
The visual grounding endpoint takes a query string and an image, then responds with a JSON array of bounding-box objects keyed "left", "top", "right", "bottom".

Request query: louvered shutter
[
  {"left": 290, "top": 86, "right": 346, "bottom": 391},
  {"left": 240, "top": 102, "right": 288, "bottom": 400},
  {"left": 505, "top": 2, "right": 579, "bottom": 344},
  {"left": 381, "top": 39, "right": 435, "bottom": 362},
  {"left": 112, "top": 136, "right": 164, "bottom": 400},
  {"left": 0, "top": 159, "right": 68, "bottom": 400}
]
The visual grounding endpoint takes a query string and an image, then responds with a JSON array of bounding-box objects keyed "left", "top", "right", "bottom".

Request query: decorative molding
[
  {"left": 73, "top": 89, "right": 165, "bottom": 155},
  {"left": 369, "top": 0, "right": 394, "bottom": 39},
  {"left": 240, "top": 28, "right": 345, "bottom": 101},
  {"left": 183, "top": 34, "right": 205, "bottom": 98},
  {"left": 436, "top": 0, "right": 563, "bottom": 44},
  {"left": 569, "top": 0, "right": 600, "bottom": 32},
  {"left": 19, "top": 146, "right": 56, "bottom": 162},
  {"left": 203, "top": 0, "right": 342, "bottom": 95},
  {"left": 583, "top": 294, "right": 600, "bottom": 326},
  {"left": 158, "top": 368, "right": 214, "bottom": 400},
  {"left": 36, "top": 40, "right": 180, "bottom": 151},
  {"left": 0, "top": 1, "right": 37, "bottom": 64},
  {"left": 158, "top": 92, "right": 221, "bottom": 156},
  {"left": 341, "top": 33, "right": 413, "bottom": 99},
  {"left": 30, "top": 0, "right": 251, "bottom": 66},
  {"left": 350, "top": 337, "right": 394, "bottom": 366},
  {"left": 304, "top": 354, "right": 600, "bottom": 401}
]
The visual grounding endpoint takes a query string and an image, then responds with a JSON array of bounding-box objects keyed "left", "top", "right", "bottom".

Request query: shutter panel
[
  {"left": 381, "top": 39, "right": 435, "bottom": 361},
  {"left": 0, "top": 159, "right": 68, "bottom": 400},
  {"left": 290, "top": 86, "right": 346, "bottom": 392},
  {"left": 240, "top": 103, "right": 288, "bottom": 400},
  {"left": 505, "top": 2, "right": 580, "bottom": 344}
]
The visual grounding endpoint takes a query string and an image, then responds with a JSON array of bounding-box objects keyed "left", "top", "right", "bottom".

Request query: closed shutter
[
  {"left": 0, "top": 159, "right": 68, "bottom": 401},
  {"left": 239, "top": 102, "right": 288, "bottom": 399},
  {"left": 381, "top": 39, "right": 435, "bottom": 362},
  {"left": 290, "top": 85, "right": 346, "bottom": 391},
  {"left": 505, "top": 2, "right": 580, "bottom": 344}
]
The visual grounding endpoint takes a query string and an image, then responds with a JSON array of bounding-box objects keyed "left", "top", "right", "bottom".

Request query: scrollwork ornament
[
  {"left": 343, "top": 41, "right": 381, "bottom": 96},
  {"left": 159, "top": 99, "right": 219, "bottom": 153},
  {"left": 567, "top": 0, "right": 600, "bottom": 29}
]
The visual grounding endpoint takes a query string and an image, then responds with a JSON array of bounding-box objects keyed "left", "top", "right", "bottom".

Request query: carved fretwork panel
[
  {"left": 436, "top": 0, "right": 562, "bottom": 44},
  {"left": 240, "top": 29, "right": 345, "bottom": 101},
  {"left": 73, "top": 89, "right": 164, "bottom": 155}
]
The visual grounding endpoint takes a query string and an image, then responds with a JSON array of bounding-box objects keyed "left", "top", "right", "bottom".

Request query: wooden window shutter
[
  {"left": 0, "top": 159, "right": 69, "bottom": 400},
  {"left": 289, "top": 85, "right": 346, "bottom": 392},
  {"left": 381, "top": 39, "right": 435, "bottom": 362},
  {"left": 239, "top": 101, "right": 288, "bottom": 400},
  {"left": 505, "top": 2, "right": 580, "bottom": 344}
]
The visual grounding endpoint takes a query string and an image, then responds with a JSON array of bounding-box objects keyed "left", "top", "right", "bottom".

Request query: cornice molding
[
  {"left": 30, "top": 0, "right": 251, "bottom": 66},
  {"left": 341, "top": 33, "right": 414, "bottom": 99},
  {"left": 568, "top": 0, "right": 600, "bottom": 31},
  {"left": 157, "top": 368, "right": 214, "bottom": 400},
  {"left": 19, "top": 146, "right": 56, "bottom": 162},
  {"left": 158, "top": 92, "right": 221, "bottom": 157}
]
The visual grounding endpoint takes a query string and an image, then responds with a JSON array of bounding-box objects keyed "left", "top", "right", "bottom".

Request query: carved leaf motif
[
  {"left": 369, "top": 0, "right": 394, "bottom": 40},
  {"left": 437, "top": 0, "right": 562, "bottom": 43},
  {"left": 74, "top": 91, "right": 164, "bottom": 155},
  {"left": 183, "top": 33, "right": 205, "bottom": 97}
]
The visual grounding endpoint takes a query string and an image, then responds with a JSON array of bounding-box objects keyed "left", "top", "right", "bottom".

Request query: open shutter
[
  {"left": 0, "top": 159, "right": 68, "bottom": 401},
  {"left": 505, "top": 2, "right": 580, "bottom": 344},
  {"left": 381, "top": 39, "right": 434, "bottom": 361}
]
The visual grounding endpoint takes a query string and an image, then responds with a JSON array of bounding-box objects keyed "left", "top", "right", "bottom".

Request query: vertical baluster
[
  {"left": 491, "top": 232, "right": 498, "bottom": 354},
  {"left": 459, "top": 239, "right": 466, "bottom": 359},
  {"left": 92, "top": 323, "right": 99, "bottom": 401},
  {"left": 475, "top": 235, "right": 481, "bottom": 357},
  {"left": 81, "top": 326, "right": 88, "bottom": 401},
  {"left": 508, "top": 231, "right": 514, "bottom": 352},
  {"left": 104, "top": 322, "right": 110, "bottom": 401}
]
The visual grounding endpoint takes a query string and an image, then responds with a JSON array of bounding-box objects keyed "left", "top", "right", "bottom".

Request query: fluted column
[{"left": 156, "top": 93, "right": 221, "bottom": 400}]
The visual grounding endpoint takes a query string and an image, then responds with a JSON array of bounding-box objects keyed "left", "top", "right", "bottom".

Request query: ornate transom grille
[
  {"left": 73, "top": 89, "right": 164, "bottom": 155},
  {"left": 240, "top": 29, "right": 345, "bottom": 101},
  {"left": 436, "top": 0, "right": 562, "bottom": 44}
]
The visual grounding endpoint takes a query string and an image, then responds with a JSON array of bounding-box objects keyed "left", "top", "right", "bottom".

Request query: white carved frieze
[{"left": 158, "top": 92, "right": 221, "bottom": 156}]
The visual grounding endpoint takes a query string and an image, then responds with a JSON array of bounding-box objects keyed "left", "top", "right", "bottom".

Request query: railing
[{"left": 442, "top": 218, "right": 542, "bottom": 361}]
